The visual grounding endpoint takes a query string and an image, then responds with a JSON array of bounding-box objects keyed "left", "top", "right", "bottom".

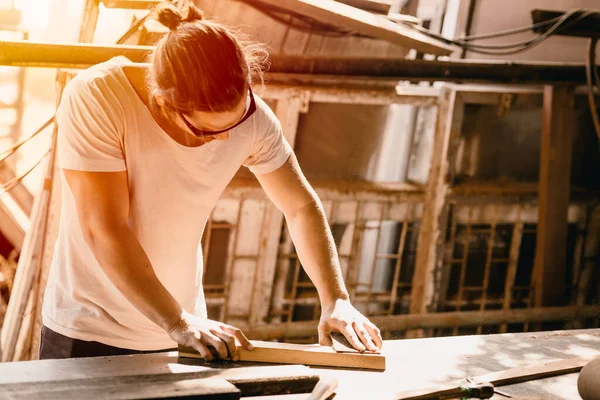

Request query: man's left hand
[{"left": 318, "top": 298, "right": 383, "bottom": 352}]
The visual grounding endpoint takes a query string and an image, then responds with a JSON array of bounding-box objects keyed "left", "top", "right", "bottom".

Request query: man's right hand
[{"left": 168, "top": 311, "right": 254, "bottom": 361}]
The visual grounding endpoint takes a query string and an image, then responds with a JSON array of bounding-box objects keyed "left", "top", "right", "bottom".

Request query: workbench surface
[{"left": 1, "top": 329, "right": 599, "bottom": 399}]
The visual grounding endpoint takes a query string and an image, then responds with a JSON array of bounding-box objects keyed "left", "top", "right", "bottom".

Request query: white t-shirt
[{"left": 42, "top": 56, "right": 292, "bottom": 350}]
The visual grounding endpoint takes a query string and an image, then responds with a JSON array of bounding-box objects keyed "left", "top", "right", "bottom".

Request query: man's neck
[{"left": 121, "top": 65, "right": 213, "bottom": 148}]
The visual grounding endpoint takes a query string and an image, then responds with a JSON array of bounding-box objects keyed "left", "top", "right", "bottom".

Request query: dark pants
[{"left": 39, "top": 325, "right": 175, "bottom": 360}]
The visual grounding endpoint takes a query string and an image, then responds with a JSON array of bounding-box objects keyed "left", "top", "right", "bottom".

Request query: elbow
[
  {"left": 79, "top": 217, "right": 126, "bottom": 251},
  {"left": 286, "top": 197, "right": 322, "bottom": 222}
]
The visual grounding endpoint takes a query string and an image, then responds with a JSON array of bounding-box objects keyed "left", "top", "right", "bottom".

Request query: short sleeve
[
  {"left": 56, "top": 76, "right": 126, "bottom": 172},
  {"left": 242, "top": 98, "right": 293, "bottom": 175}
]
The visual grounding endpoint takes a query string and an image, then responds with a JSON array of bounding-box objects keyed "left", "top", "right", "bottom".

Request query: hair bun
[
  {"left": 184, "top": 3, "right": 205, "bottom": 22},
  {"left": 155, "top": 3, "right": 183, "bottom": 31}
]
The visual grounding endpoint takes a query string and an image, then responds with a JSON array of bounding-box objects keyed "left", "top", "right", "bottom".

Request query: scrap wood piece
[
  {"left": 179, "top": 340, "right": 386, "bottom": 371},
  {"left": 253, "top": 0, "right": 455, "bottom": 56},
  {"left": 395, "top": 356, "right": 593, "bottom": 400}
]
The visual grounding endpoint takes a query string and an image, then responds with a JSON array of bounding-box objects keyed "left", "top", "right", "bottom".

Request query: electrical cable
[
  {"left": 400, "top": 9, "right": 597, "bottom": 55},
  {"left": 455, "top": 14, "right": 565, "bottom": 41}
]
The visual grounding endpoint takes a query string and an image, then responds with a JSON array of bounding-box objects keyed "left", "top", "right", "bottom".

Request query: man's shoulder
[
  {"left": 252, "top": 93, "right": 281, "bottom": 130},
  {"left": 65, "top": 57, "right": 127, "bottom": 98}
]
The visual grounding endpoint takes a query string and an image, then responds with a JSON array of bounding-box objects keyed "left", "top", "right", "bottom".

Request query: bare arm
[
  {"left": 64, "top": 169, "right": 182, "bottom": 331},
  {"left": 255, "top": 154, "right": 382, "bottom": 351},
  {"left": 64, "top": 169, "right": 252, "bottom": 359}
]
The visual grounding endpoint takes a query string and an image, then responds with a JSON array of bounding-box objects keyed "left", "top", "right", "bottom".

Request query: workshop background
[{"left": 0, "top": 0, "right": 599, "bottom": 364}]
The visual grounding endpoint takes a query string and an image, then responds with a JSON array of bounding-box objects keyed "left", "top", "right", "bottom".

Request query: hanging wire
[{"left": 400, "top": 9, "right": 597, "bottom": 55}]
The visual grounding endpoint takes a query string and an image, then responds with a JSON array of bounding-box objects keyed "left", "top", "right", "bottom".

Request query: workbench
[{"left": 0, "top": 329, "right": 599, "bottom": 399}]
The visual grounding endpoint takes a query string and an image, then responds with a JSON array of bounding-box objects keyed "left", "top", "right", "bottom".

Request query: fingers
[
  {"left": 190, "top": 341, "right": 213, "bottom": 362},
  {"left": 222, "top": 325, "right": 254, "bottom": 351},
  {"left": 340, "top": 323, "right": 366, "bottom": 352},
  {"left": 364, "top": 321, "right": 383, "bottom": 350},
  {"left": 201, "top": 331, "right": 229, "bottom": 360},
  {"left": 353, "top": 321, "right": 378, "bottom": 352},
  {"left": 318, "top": 324, "right": 333, "bottom": 346},
  {"left": 211, "top": 329, "right": 238, "bottom": 361}
]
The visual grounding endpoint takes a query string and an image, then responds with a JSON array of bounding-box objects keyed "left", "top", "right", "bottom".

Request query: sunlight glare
[{"left": 13, "top": 0, "right": 51, "bottom": 32}]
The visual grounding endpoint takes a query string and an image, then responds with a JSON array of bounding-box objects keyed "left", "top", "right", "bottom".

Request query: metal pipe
[{"left": 1, "top": 40, "right": 600, "bottom": 84}]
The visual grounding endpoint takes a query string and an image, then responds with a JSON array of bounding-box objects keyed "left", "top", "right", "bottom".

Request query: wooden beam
[
  {"left": 334, "top": 0, "right": 392, "bottom": 14},
  {"left": 254, "top": 0, "right": 454, "bottom": 55},
  {"left": 0, "top": 74, "right": 65, "bottom": 362},
  {"left": 533, "top": 85, "right": 575, "bottom": 307},
  {"left": 0, "top": 164, "right": 33, "bottom": 216},
  {"left": 0, "top": 198, "right": 25, "bottom": 251},
  {"left": 78, "top": 0, "right": 100, "bottom": 43},
  {"left": 241, "top": 305, "right": 600, "bottom": 340},
  {"left": 258, "top": 84, "right": 438, "bottom": 106},
  {"left": 410, "top": 87, "right": 463, "bottom": 315}
]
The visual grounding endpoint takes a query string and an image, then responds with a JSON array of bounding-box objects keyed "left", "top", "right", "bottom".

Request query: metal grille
[{"left": 437, "top": 201, "right": 588, "bottom": 336}]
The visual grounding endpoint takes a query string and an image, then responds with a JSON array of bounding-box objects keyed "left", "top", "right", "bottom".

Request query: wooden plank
[
  {"left": 1, "top": 376, "right": 240, "bottom": 400},
  {"left": 0, "top": 354, "right": 317, "bottom": 388},
  {"left": 15, "top": 74, "right": 69, "bottom": 361},
  {"left": 0, "top": 114, "right": 58, "bottom": 362},
  {"left": 254, "top": 0, "right": 455, "bottom": 55},
  {"left": 226, "top": 201, "right": 264, "bottom": 323},
  {"left": 78, "top": 0, "right": 100, "bottom": 43},
  {"left": 410, "top": 87, "right": 463, "bottom": 316},
  {"left": 0, "top": 163, "right": 33, "bottom": 216},
  {"left": 0, "top": 363, "right": 320, "bottom": 398},
  {"left": 179, "top": 340, "right": 386, "bottom": 371},
  {"left": 335, "top": 0, "right": 392, "bottom": 14},
  {"left": 0, "top": 197, "right": 25, "bottom": 251},
  {"left": 532, "top": 85, "right": 575, "bottom": 307}
]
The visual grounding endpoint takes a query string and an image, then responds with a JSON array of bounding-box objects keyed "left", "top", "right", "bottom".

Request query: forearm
[
  {"left": 83, "top": 225, "right": 182, "bottom": 332},
  {"left": 285, "top": 199, "right": 349, "bottom": 307}
]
